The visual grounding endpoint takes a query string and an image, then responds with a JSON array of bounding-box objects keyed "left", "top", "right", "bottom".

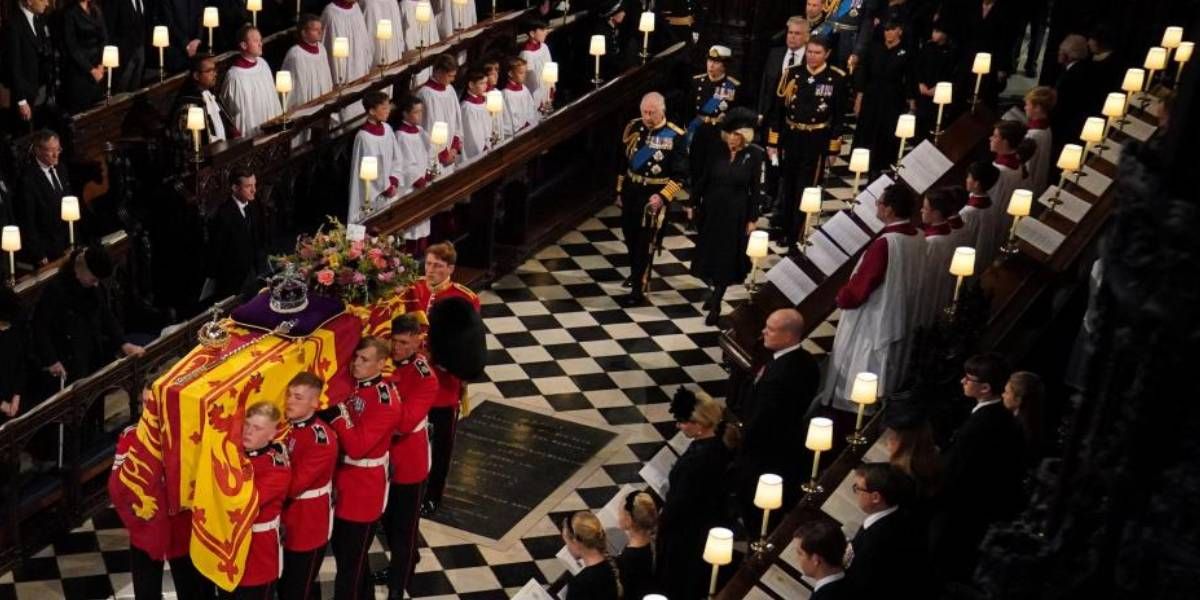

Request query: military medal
[
  {"left": 653, "top": 150, "right": 664, "bottom": 161},
  {"left": 718, "top": 100, "right": 728, "bottom": 111},
  {"left": 651, "top": 164, "right": 662, "bottom": 175}
]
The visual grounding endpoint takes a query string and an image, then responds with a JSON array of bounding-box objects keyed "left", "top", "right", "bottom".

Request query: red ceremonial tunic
[
  {"left": 329, "top": 375, "right": 405, "bottom": 522},
  {"left": 242, "top": 443, "right": 291, "bottom": 587},
  {"left": 282, "top": 416, "right": 339, "bottom": 552},
  {"left": 387, "top": 353, "right": 439, "bottom": 484},
  {"left": 404, "top": 277, "right": 482, "bottom": 408}
]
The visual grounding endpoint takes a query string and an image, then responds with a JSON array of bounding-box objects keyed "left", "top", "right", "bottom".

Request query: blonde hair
[
  {"left": 1024, "top": 86, "right": 1058, "bottom": 112},
  {"left": 625, "top": 491, "right": 659, "bottom": 534},
  {"left": 691, "top": 391, "right": 742, "bottom": 449},
  {"left": 566, "top": 511, "right": 607, "bottom": 553},
  {"left": 246, "top": 401, "right": 282, "bottom": 423}
]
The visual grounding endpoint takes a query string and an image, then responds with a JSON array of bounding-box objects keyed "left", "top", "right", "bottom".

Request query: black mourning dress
[{"left": 689, "top": 144, "right": 764, "bottom": 287}]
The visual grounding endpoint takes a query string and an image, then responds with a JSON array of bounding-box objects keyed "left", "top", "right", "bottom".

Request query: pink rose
[
  {"left": 377, "top": 271, "right": 395, "bottom": 282},
  {"left": 368, "top": 248, "right": 384, "bottom": 260},
  {"left": 316, "top": 269, "right": 335, "bottom": 286},
  {"left": 353, "top": 272, "right": 367, "bottom": 284},
  {"left": 337, "top": 269, "right": 355, "bottom": 285},
  {"left": 373, "top": 256, "right": 389, "bottom": 269}
]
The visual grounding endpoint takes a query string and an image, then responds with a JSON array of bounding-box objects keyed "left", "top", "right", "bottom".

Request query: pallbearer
[
  {"left": 615, "top": 92, "right": 688, "bottom": 308},
  {"left": 236, "top": 402, "right": 291, "bottom": 598},
  {"left": 279, "top": 373, "right": 339, "bottom": 600},
  {"left": 687, "top": 45, "right": 740, "bottom": 184}
]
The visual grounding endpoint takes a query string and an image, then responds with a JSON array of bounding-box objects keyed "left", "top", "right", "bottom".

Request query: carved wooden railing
[{"left": 0, "top": 297, "right": 237, "bottom": 576}]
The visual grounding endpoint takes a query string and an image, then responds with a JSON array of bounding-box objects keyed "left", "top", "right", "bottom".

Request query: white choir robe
[
  {"left": 461, "top": 94, "right": 495, "bottom": 159},
  {"left": 396, "top": 122, "right": 433, "bottom": 239},
  {"left": 916, "top": 224, "right": 959, "bottom": 326},
  {"left": 280, "top": 42, "right": 335, "bottom": 106},
  {"left": 437, "top": 0, "right": 477, "bottom": 38},
  {"left": 362, "top": 0, "right": 406, "bottom": 66},
  {"left": 416, "top": 79, "right": 464, "bottom": 171},
  {"left": 401, "top": 0, "right": 442, "bottom": 50},
  {"left": 519, "top": 40, "right": 553, "bottom": 96},
  {"left": 989, "top": 159, "right": 1027, "bottom": 264},
  {"left": 501, "top": 82, "right": 538, "bottom": 137},
  {"left": 1025, "top": 126, "right": 1052, "bottom": 196},
  {"left": 821, "top": 223, "right": 925, "bottom": 410},
  {"left": 348, "top": 122, "right": 405, "bottom": 224},
  {"left": 322, "top": 1, "right": 373, "bottom": 121},
  {"left": 220, "top": 57, "right": 282, "bottom": 137},
  {"left": 960, "top": 194, "right": 1001, "bottom": 271}
]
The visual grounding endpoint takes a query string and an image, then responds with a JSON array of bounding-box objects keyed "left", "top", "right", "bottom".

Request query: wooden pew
[{"left": 11, "top": 231, "right": 129, "bottom": 305}]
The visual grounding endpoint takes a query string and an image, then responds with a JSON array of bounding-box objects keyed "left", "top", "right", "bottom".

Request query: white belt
[
  {"left": 294, "top": 481, "right": 333, "bottom": 500},
  {"left": 251, "top": 515, "right": 280, "bottom": 533},
  {"left": 342, "top": 454, "right": 389, "bottom": 468}
]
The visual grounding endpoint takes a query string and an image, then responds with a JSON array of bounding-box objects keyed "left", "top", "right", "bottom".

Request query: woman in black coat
[
  {"left": 656, "top": 388, "right": 738, "bottom": 600},
  {"left": 689, "top": 107, "right": 764, "bottom": 326},
  {"left": 60, "top": 0, "right": 109, "bottom": 113}
]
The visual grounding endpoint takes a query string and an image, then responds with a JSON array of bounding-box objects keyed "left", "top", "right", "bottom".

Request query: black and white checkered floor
[{"left": 1, "top": 156, "right": 862, "bottom": 598}]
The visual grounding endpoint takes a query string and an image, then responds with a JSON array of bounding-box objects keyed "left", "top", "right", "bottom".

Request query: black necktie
[
  {"left": 49, "top": 167, "right": 63, "bottom": 193},
  {"left": 786, "top": 51, "right": 796, "bottom": 69}
]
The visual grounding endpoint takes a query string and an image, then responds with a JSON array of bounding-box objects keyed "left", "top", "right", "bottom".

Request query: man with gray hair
[
  {"left": 615, "top": 92, "right": 688, "bottom": 308},
  {"left": 1051, "top": 34, "right": 1093, "bottom": 160}
]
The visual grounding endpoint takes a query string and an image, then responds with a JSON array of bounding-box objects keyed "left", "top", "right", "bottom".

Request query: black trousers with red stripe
[
  {"left": 217, "top": 582, "right": 275, "bottom": 599},
  {"left": 331, "top": 518, "right": 376, "bottom": 600},
  {"left": 383, "top": 480, "right": 427, "bottom": 596},
  {"left": 280, "top": 544, "right": 327, "bottom": 600},
  {"left": 424, "top": 405, "right": 459, "bottom": 505}
]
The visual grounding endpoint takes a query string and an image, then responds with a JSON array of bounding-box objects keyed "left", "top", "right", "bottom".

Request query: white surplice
[
  {"left": 322, "top": 0, "right": 373, "bottom": 121},
  {"left": 396, "top": 121, "right": 432, "bottom": 239},
  {"left": 348, "top": 121, "right": 405, "bottom": 224},
  {"left": 960, "top": 194, "right": 1001, "bottom": 271},
  {"left": 460, "top": 93, "right": 495, "bottom": 159},
  {"left": 500, "top": 81, "right": 538, "bottom": 137},
  {"left": 220, "top": 57, "right": 282, "bottom": 137},
  {"left": 416, "top": 79, "right": 464, "bottom": 171},
  {"left": 401, "top": 0, "right": 442, "bottom": 50},
  {"left": 1025, "top": 126, "right": 1052, "bottom": 196},
  {"left": 361, "top": 0, "right": 406, "bottom": 66},
  {"left": 280, "top": 42, "right": 334, "bottom": 106},
  {"left": 437, "top": 0, "right": 477, "bottom": 38},
  {"left": 519, "top": 40, "right": 552, "bottom": 96},
  {"left": 917, "top": 225, "right": 959, "bottom": 326}
]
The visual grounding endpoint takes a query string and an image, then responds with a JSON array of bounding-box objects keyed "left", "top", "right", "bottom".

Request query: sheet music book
[
  {"left": 1121, "top": 115, "right": 1157, "bottom": 142},
  {"left": 1097, "top": 140, "right": 1123, "bottom": 165},
  {"left": 1016, "top": 217, "right": 1066, "bottom": 256},
  {"left": 761, "top": 564, "right": 813, "bottom": 599},
  {"left": 597, "top": 484, "right": 636, "bottom": 553},
  {"left": 1038, "top": 186, "right": 1091, "bottom": 223},
  {"left": 766, "top": 257, "right": 818, "bottom": 304},
  {"left": 746, "top": 586, "right": 779, "bottom": 600},
  {"left": 638, "top": 447, "right": 677, "bottom": 498},
  {"left": 555, "top": 546, "right": 583, "bottom": 575},
  {"left": 1076, "top": 165, "right": 1113, "bottom": 198},
  {"left": 898, "top": 140, "right": 954, "bottom": 194},
  {"left": 821, "top": 211, "right": 871, "bottom": 256},
  {"left": 806, "top": 229, "right": 851, "bottom": 276},
  {"left": 778, "top": 538, "right": 806, "bottom": 575},
  {"left": 511, "top": 580, "right": 557, "bottom": 600}
]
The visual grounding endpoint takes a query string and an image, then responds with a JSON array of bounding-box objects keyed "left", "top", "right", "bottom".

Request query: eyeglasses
[
  {"left": 851, "top": 483, "right": 872, "bottom": 494},
  {"left": 963, "top": 375, "right": 983, "bottom": 383}
]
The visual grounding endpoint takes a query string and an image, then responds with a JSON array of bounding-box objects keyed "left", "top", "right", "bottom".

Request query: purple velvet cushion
[{"left": 230, "top": 291, "right": 345, "bottom": 337}]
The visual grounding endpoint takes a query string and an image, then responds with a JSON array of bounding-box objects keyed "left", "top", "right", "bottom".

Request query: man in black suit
[
  {"left": 105, "top": 0, "right": 148, "bottom": 92},
  {"left": 17, "top": 130, "right": 79, "bottom": 266},
  {"left": 844, "top": 462, "right": 925, "bottom": 598},
  {"left": 944, "top": 0, "right": 1022, "bottom": 110},
  {"left": 2, "top": 0, "right": 56, "bottom": 130},
  {"left": 158, "top": 0, "right": 205, "bottom": 72},
  {"left": 930, "top": 353, "right": 1027, "bottom": 584},
  {"left": 1086, "top": 26, "right": 1122, "bottom": 107},
  {"left": 1050, "top": 34, "right": 1093, "bottom": 160},
  {"left": 793, "top": 520, "right": 848, "bottom": 600},
  {"left": 758, "top": 16, "right": 810, "bottom": 217},
  {"left": 202, "top": 167, "right": 270, "bottom": 303},
  {"left": 735, "top": 308, "right": 821, "bottom": 531}
]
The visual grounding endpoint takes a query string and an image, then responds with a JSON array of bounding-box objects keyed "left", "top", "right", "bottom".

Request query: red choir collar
[
  {"left": 299, "top": 41, "right": 320, "bottom": 54},
  {"left": 463, "top": 93, "right": 485, "bottom": 104},
  {"left": 881, "top": 221, "right": 919, "bottom": 236},
  {"left": 333, "top": 0, "right": 354, "bottom": 9},
  {"left": 232, "top": 56, "right": 257, "bottom": 69},
  {"left": 1027, "top": 118, "right": 1049, "bottom": 130},
  {"left": 948, "top": 214, "right": 965, "bottom": 229},
  {"left": 994, "top": 153, "right": 1020, "bottom": 170},
  {"left": 523, "top": 40, "right": 542, "bottom": 52},
  {"left": 967, "top": 193, "right": 992, "bottom": 208},
  {"left": 424, "top": 79, "right": 448, "bottom": 91},
  {"left": 923, "top": 222, "right": 951, "bottom": 236},
  {"left": 485, "top": 83, "right": 496, "bottom": 92},
  {"left": 362, "top": 121, "right": 385, "bottom": 136},
  {"left": 505, "top": 81, "right": 524, "bottom": 92},
  {"left": 398, "top": 121, "right": 420, "bottom": 134}
]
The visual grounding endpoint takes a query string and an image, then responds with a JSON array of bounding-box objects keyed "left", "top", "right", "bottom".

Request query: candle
[
  {"left": 485, "top": 89, "right": 503, "bottom": 114},
  {"left": 1162, "top": 26, "right": 1184, "bottom": 49},
  {"left": 376, "top": 18, "right": 393, "bottom": 40},
  {"left": 102, "top": 46, "right": 120, "bottom": 68},
  {"left": 202, "top": 6, "right": 219, "bottom": 28},
  {"left": 247, "top": 0, "right": 261, "bottom": 12},
  {"left": 638, "top": 11, "right": 655, "bottom": 33},
  {"left": 933, "top": 81, "right": 953, "bottom": 104},
  {"left": 430, "top": 121, "right": 449, "bottom": 146},
  {"left": 972, "top": 52, "right": 991, "bottom": 74},
  {"left": 800, "top": 187, "right": 822, "bottom": 214},
  {"left": 275, "top": 70, "right": 293, "bottom": 94},
  {"left": 1, "top": 226, "right": 20, "bottom": 252},
  {"left": 1121, "top": 68, "right": 1145, "bottom": 93},
  {"left": 415, "top": 1, "right": 433, "bottom": 22},
  {"left": 1177, "top": 41, "right": 1194, "bottom": 63},
  {"left": 848, "top": 148, "right": 870, "bottom": 173},
  {"left": 1080, "top": 116, "right": 1105, "bottom": 144},
  {"left": 541, "top": 62, "right": 559, "bottom": 86},
  {"left": 702, "top": 528, "right": 734, "bottom": 565},
  {"left": 332, "top": 36, "right": 350, "bottom": 58},
  {"left": 805, "top": 417, "right": 833, "bottom": 452},
  {"left": 949, "top": 247, "right": 975, "bottom": 304},
  {"left": 894, "top": 114, "right": 915, "bottom": 139},
  {"left": 1007, "top": 189, "right": 1032, "bottom": 217},
  {"left": 1102, "top": 92, "right": 1125, "bottom": 118},
  {"left": 61, "top": 196, "right": 81, "bottom": 222},
  {"left": 1057, "top": 144, "right": 1083, "bottom": 171},
  {"left": 152, "top": 26, "right": 169, "bottom": 48},
  {"left": 1145, "top": 47, "right": 1168, "bottom": 71},
  {"left": 753, "top": 474, "right": 783, "bottom": 510},
  {"left": 186, "top": 106, "right": 206, "bottom": 131},
  {"left": 359, "top": 156, "right": 378, "bottom": 181},
  {"left": 589, "top": 34, "right": 606, "bottom": 56},
  {"left": 850, "top": 372, "right": 878, "bottom": 405},
  {"left": 745, "top": 230, "right": 769, "bottom": 259}
]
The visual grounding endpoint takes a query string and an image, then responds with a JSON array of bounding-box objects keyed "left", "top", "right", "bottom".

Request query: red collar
[
  {"left": 485, "top": 83, "right": 496, "bottom": 92},
  {"left": 299, "top": 41, "right": 320, "bottom": 54},
  {"left": 948, "top": 214, "right": 965, "bottom": 229},
  {"left": 398, "top": 121, "right": 419, "bottom": 134},
  {"left": 504, "top": 81, "right": 524, "bottom": 92},
  {"left": 362, "top": 121, "right": 385, "bottom": 136},
  {"left": 967, "top": 193, "right": 992, "bottom": 208},
  {"left": 1027, "top": 118, "right": 1049, "bottom": 130},
  {"left": 424, "top": 79, "right": 448, "bottom": 92},
  {"left": 333, "top": 0, "right": 354, "bottom": 9},
  {"left": 463, "top": 93, "right": 484, "bottom": 104},
  {"left": 923, "top": 222, "right": 951, "bottom": 236},
  {"left": 233, "top": 56, "right": 257, "bottom": 69},
  {"left": 881, "top": 222, "right": 919, "bottom": 236},
  {"left": 994, "top": 153, "right": 1020, "bottom": 170},
  {"left": 523, "top": 40, "right": 542, "bottom": 52}
]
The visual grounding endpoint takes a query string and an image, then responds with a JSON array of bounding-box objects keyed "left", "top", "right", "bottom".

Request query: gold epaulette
[
  {"left": 622, "top": 118, "right": 641, "bottom": 140},
  {"left": 452, "top": 282, "right": 477, "bottom": 299},
  {"left": 768, "top": 130, "right": 780, "bottom": 145},
  {"left": 693, "top": 73, "right": 706, "bottom": 80},
  {"left": 661, "top": 180, "right": 683, "bottom": 200},
  {"left": 667, "top": 122, "right": 685, "bottom": 135},
  {"left": 830, "top": 66, "right": 847, "bottom": 77},
  {"left": 727, "top": 76, "right": 740, "bottom": 86}
]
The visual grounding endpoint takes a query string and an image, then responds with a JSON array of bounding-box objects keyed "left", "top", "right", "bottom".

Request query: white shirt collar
[
  {"left": 862, "top": 505, "right": 899, "bottom": 530},
  {"left": 773, "top": 341, "right": 802, "bottom": 360},
  {"left": 811, "top": 572, "right": 845, "bottom": 591},
  {"left": 234, "top": 198, "right": 249, "bottom": 216},
  {"left": 20, "top": 5, "right": 36, "bottom": 32},
  {"left": 972, "top": 398, "right": 1002, "bottom": 413}
]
